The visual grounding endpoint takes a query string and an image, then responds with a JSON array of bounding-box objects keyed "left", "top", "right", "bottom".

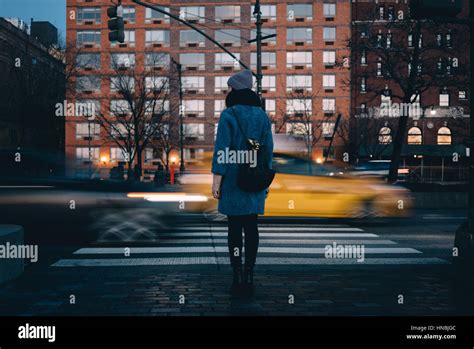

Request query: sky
[{"left": 0, "top": 0, "right": 66, "bottom": 40}]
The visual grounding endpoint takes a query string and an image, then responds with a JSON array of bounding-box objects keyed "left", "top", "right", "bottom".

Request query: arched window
[
  {"left": 378, "top": 127, "right": 392, "bottom": 144},
  {"left": 407, "top": 127, "right": 422, "bottom": 145},
  {"left": 437, "top": 127, "right": 452, "bottom": 145}
]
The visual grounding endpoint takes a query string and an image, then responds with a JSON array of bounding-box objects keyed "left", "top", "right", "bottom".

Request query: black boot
[
  {"left": 229, "top": 264, "right": 242, "bottom": 296},
  {"left": 242, "top": 265, "right": 254, "bottom": 296}
]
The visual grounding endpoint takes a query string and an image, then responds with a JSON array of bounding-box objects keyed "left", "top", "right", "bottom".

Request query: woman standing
[{"left": 211, "top": 70, "right": 273, "bottom": 296}]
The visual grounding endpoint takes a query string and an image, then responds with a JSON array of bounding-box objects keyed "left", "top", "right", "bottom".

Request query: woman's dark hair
[{"left": 225, "top": 88, "right": 262, "bottom": 108}]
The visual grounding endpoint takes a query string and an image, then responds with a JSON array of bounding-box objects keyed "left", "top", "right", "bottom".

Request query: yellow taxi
[{"left": 179, "top": 152, "right": 413, "bottom": 219}]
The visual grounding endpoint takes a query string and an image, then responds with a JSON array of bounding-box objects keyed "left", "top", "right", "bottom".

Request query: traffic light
[
  {"left": 411, "top": 0, "right": 462, "bottom": 19},
  {"left": 107, "top": 4, "right": 124, "bottom": 43}
]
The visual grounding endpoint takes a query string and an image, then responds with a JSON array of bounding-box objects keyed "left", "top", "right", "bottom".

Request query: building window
[
  {"left": 287, "top": 28, "right": 312, "bottom": 45},
  {"left": 322, "top": 121, "right": 335, "bottom": 138},
  {"left": 440, "top": 92, "right": 450, "bottom": 107},
  {"left": 376, "top": 61, "right": 383, "bottom": 77},
  {"left": 250, "top": 28, "right": 276, "bottom": 46},
  {"left": 215, "top": 29, "right": 241, "bottom": 47},
  {"left": 179, "top": 6, "right": 205, "bottom": 23},
  {"left": 386, "top": 32, "right": 392, "bottom": 48},
  {"left": 446, "top": 33, "right": 452, "bottom": 47},
  {"left": 322, "top": 74, "right": 335, "bottom": 90},
  {"left": 183, "top": 76, "right": 205, "bottom": 94},
  {"left": 110, "top": 53, "right": 135, "bottom": 69},
  {"left": 145, "top": 7, "right": 170, "bottom": 23},
  {"left": 251, "top": 52, "right": 276, "bottom": 70},
  {"left": 76, "top": 53, "right": 100, "bottom": 70},
  {"left": 123, "top": 7, "right": 136, "bottom": 23},
  {"left": 76, "top": 31, "right": 100, "bottom": 47},
  {"left": 144, "top": 148, "right": 154, "bottom": 163},
  {"left": 387, "top": 6, "right": 395, "bottom": 20},
  {"left": 360, "top": 77, "right": 367, "bottom": 93},
  {"left": 408, "top": 34, "right": 413, "bottom": 48},
  {"left": 77, "top": 7, "right": 101, "bottom": 24},
  {"left": 215, "top": 100, "right": 225, "bottom": 117},
  {"left": 407, "top": 127, "right": 422, "bottom": 145},
  {"left": 379, "top": 5, "right": 385, "bottom": 20},
  {"left": 360, "top": 50, "right": 367, "bottom": 65},
  {"left": 215, "top": 5, "right": 241, "bottom": 23},
  {"left": 323, "top": 51, "right": 336, "bottom": 66},
  {"left": 459, "top": 90, "right": 467, "bottom": 100},
  {"left": 184, "top": 148, "right": 205, "bottom": 160},
  {"left": 76, "top": 123, "right": 100, "bottom": 140},
  {"left": 110, "top": 147, "right": 128, "bottom": 162},
  {"left": 436, "top": 33, "right": 443, "bottom": 47},
  {"left": 323, "top": 3, "right": 336, "bottom": 18},
  {"left": 287, "top": 51, "right": 312, "bottom": 69},
  {"left": 144, "top": 99, "right": 169, "bottom": 115},
  {"left": 287, "top": 4, "right": 313, "bottom": 21},
  {"left": 180, "top": 30, "right": 205, "bottom": 47},
  {"left": 145, "top": 52, "right": 170, "bottom": 69},
  {"left": 216, "top": 53, "right": 240, "bottom": 70},
  {"left": 76, "top": 76, "right": 101, "bottom": 93},
  {"left": 110, "top": 76, "right": 135, "bottom": 92},
  {"left": 378, "top": 127, "right": 392, "bottom": 144},
  {"left": 76, "top": 99, "right": 100, "bottom": 118},
  {"left": 286, "top": 98, "right": 312, "bottom": 116},
  {"left": 76, "top": 147, "right": 99, "bottom": 162},
  {"left": 254, "top": 75, "right": 276, "bottom": 92},
  {"left": 184, "top": 124, "right": 205, "bottom": 141},
  {"left": 265, "top": 99, "right": 276, "bottom": 117},
  {"left": 251, "top": 4, "right": 277, "bottom": 21},
  {"left": 145, "top": 30, "right": 170, "bottom": 47},
  {"left": 437, "top": 127, "right": 452, "bottom": 145},
  {"left": 145, "top": 77, "right": 169, "bottom": 92},
  {"left": 183, "top": 100, "right": 205, "bottom": 117},
  {"left": 110, "top": 100, "right": 131, "bottom": 116},
  {"left": 286, "top": 122, "right": 310, "bottom": 138},
  {"left": 322, "top": 98, "right": 336, "bottom": 113},
  {"left": 287, "top": 75, "right": 312, "bottom": 92},
  {"left": 180, "top": 53, "right": 205, "bottom": 71},
  {"left": 215, "top": 76, "right": 231, "bottom": 94},
  {"left": 323, "top": 27, "right": 336, "bottom": 42}
]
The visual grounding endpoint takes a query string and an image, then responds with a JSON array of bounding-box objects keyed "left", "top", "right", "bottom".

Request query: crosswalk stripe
[
  {"left": 74, "top": 246, "right": 422, "bottom": 255},
  {"left": 52, "top": 256, "right": 448, "bottom": 267},
  {"left": 151, "top": 232, "right": 378, "bottom": 238},
  {"left": 127, "top": 238, "right": 397, "bottom": 245},
  {"left": 179, "top": 227, "right": 364, "bottom": 232}
]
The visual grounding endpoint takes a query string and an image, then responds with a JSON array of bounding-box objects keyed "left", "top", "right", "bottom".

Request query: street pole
[
  {"left": 254, "top": 0, "right": 263, "bottom": 100},
  {"left": 469, "top": 2, "right": 474, "bottom": 233},
  {"left": 172, "top": 58, "right": 185, "bottom": 174}
]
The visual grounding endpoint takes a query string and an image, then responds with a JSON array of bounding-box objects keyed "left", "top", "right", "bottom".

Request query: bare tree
[
  {"left": 347, "top": 4, "right": 469, "bottom": 182},
  {"left": 89, "top": 53, "right": 176, "bottom": 181}
]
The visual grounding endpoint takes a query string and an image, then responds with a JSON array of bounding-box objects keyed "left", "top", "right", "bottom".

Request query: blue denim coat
[{"left": 212, "top": 104, "right": 273, "bottom": 216}]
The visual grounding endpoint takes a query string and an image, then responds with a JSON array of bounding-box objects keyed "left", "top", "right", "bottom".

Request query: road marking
[
  {"left": 74, "top": 246, "right": 421, "bottom": 255},
  {"left": 152, "top": 232, "right": 378, "bottom": 238},
  {"left": 179, "top": 226, "right": 364, "bottom": 232},
  {"left": 52, "top": 256, "right": 448, "bottom": 267},
  {"left": 139, "top": 238, "right": 398, "bottom": 245}
]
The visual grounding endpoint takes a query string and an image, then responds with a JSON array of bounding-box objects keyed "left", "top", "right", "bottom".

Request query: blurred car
[{"left": 179, "top": 152, "right": 413, "bottom": 219}]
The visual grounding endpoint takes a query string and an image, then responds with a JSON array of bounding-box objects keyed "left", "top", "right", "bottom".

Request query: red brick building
[
  {"left": 350, "top": 0, "right": 470, "bottom": 181},
  {"left": 65, "top": 0, "right": 351, "bottom": 179}
]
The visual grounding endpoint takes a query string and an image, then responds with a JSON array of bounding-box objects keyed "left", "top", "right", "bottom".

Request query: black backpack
[{"left": 230, "top": 107, "right": 275, "bottom": 193}]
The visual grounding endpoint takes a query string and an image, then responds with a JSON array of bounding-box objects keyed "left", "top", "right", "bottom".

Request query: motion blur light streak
[{"left": 127, "top": 192, "right": 208, "bottom": 202}]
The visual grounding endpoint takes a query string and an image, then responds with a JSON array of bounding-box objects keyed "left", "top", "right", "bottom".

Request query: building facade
[
  {"left": 0, "top": 18, "right": 65, "bottom": 178},
  {"left": 65, "top": 0, "right": 351, "bottom": 180},
  {"left": 350, "top": 0, "right": 470, "bottom": 182}
]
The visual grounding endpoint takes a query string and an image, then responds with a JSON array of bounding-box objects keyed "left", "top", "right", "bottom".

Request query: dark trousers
[{"left": 227, "top": 214, "right": 259, "bottom": 268}]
